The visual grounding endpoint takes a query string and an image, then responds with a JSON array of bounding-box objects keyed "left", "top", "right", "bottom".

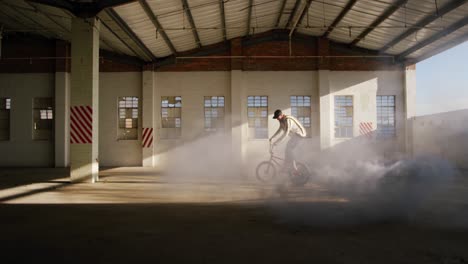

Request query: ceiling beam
[
  {"left": 0, "top": 8, "right": 31, "bottom": 31},
  {"left": 25, "top": 2, "right": 70, "bottom": 36},
  {"left": 100, "top": 19, "right": 142, "bottom": 58},
  {"left": 105, "top": 8, "right": 156, "bottom": 61},
  {"left": 219, "top": 0, "right": 227, "bottom": 41},
  {"left": 350, "top": 0, "right": 408, "bottom": 46},
  {"left": 381, "top": 0, "right": 467, "bottom": 52},
  {"left": 1, "top": 3, "right": 57, "bottom": 39},
  {"left": 322, "top": 0, "right": 357, "bottom": 38},
  {"left": 138, "top": 0, "right": 177, "bottom": 54},
  {"left": 290, "top": 0, "right": 313, "bottom": 36},
  {"left": 285, "top": 0, "right": 302, "bottom": 29},
  {"left": 406, "top": 32, "right": 468, "bottom": 65},
  {"left": 26, "top": 0, "right": 137, "bottom": 18},
  {"left": 181, "top": 0, "right": 201, "bottom": 48},
  {"left": 96, "top": 0, "right": 138, "bottom": 10},
  {"left": 275, "top": 0, "right": 288, "bottom": 28},
  {"left": 397, "top": 16, "right": 468, "bottom": 60},
  {"left": 25, "top": 0, "right": 74, "bottom": 13},
  {"left": 247, "top": 0, "right": 253, "bottom": 35}
]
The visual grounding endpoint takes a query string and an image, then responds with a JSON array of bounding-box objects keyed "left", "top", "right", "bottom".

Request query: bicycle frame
[{"left": 268, "top": 152, "right": 284, "bottom": 168}]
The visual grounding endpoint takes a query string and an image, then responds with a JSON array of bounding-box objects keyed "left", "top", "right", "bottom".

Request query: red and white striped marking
[
  {"left": 142, "top": 127, "right": 153, "bottom": 148},
  {"left": 359, "top": 122, "right": 373, "bottom": 139},
  {"left": 70, "top": 106, "right": 93, "bottom": 144}
]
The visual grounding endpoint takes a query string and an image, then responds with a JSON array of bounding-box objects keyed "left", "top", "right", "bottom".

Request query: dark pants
[{"left": 285, "top": 133, "right": 302, "bottom": 169}]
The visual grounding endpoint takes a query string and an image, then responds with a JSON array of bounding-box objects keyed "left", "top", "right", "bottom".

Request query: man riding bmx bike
[{"left": 269, "top": 109, "right": 307, "bottom": 174}]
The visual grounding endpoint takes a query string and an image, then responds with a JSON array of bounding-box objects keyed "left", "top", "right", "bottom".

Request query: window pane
[{"left": 376, "top": 95, "right": 396, "bottom": 138}]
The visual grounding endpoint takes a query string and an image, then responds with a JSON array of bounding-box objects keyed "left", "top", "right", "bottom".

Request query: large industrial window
[
  {"left": 33, "top": 97, "right": 54, "bottom": 141},
  {"left": 377, "top": 95, "right": 396, "bottom": 138},
  {"left": 0, "top": 98, "right": 11, "bottom": 141},
  {"left": 291, "top": 95, "right": 311, "bottom": 137},
  {"left": 161, "top": 96, "right": 182, "bottom": 139},
  {"left": 204, "top": 96, "right": 225, "bottom": 132},
  {"left": 118, "top": 96, "right": 139, "bottom": 140},
  {"left": 247, "top": 96, "right": 268, "bottom": 139},
  {"left": 334, "top": 95, "right": 353, "bottom": 138}
]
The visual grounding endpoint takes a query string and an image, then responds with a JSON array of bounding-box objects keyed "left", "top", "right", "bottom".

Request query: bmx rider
[{"left": 269, "top": 109, "right": 306, "bottom": 172}]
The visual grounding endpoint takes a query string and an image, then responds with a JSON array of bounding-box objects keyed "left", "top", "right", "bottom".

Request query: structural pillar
[
  {"left": 142, "top": 67, "right": 155, "bottom": 167},
  {"left": 230, "top": 38, "right": 247, "bottom": 178},
  {"left": 404, "top": 64, "right": 416, "bottom": 157},
  {"left": 55, "top": 40, "right": 70, "bottom": 167},
  {"left": 319, "top": 70, "right": 332, "bottom": 150},
  {"left": 70, "top": 17, "right": 100, "bottom": 182},
  {"left": 55, "top": 72, "right": 70, "bottom": 167}
]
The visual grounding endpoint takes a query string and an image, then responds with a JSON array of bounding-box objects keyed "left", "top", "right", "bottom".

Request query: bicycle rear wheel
[
  {"left": 289, "top": 162, "right": 310, "bottom": 187},
  {"left": 256, "top": 161, "right": 277, "bottom": 183}
]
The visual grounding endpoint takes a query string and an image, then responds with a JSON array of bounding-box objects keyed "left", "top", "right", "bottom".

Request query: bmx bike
[{"left": 255, "top": 145, "right": 310, "bottom": 186}]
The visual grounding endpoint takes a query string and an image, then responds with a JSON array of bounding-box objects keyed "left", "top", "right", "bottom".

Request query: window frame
[
  {"left": 376, "top": 95, "right": 396, "bottom": 138},
  {"left": 204, "top": 96, "right": 225, "bottom": 132},
  {"left": 0, "top": 98, "right": 11, "bottom": 141},
  {"left": 161, "top": 96, "right": 182, "bottom": 139},
  {"left": 247, "top": 95, "right": 268, "bottom": 140},
  {"left": 117, "top": 96, "right": 139, "bottom": 140},
  {"left": 290, "top": 95, "right": 312, "bottom": 137},
  {"left": 334, "top": 95, "right": 353, "bottom": 139},
  {"left": 32, "top": 97, "right": 54, "bottom": 141}
]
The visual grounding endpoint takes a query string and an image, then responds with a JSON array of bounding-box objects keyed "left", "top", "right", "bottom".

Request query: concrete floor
[{"left": 1, "top": 167, "right": 468, "bottom": 264}]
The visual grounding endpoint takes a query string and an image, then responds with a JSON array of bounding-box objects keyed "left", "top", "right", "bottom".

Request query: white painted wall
[
  {"left": 413, "top": 109, "right": 468, "bottom": 169},
  {"left": 153, "top": 72, "right": 231, "bottom": 171},
  {"left": 150, "top": 70, "right": 407, "bottom": 178},
  {"left": 99, "top": 72, "right": 142, "bottom": 166},
  {"left": 327, "top": 71, "right": 406, "bottom": 156},
  {"left": 0, "top": 70, "right": 408, "bottom": 170},
  {"left": 0, "top": 73, "right": 55, "bottom": 167}
]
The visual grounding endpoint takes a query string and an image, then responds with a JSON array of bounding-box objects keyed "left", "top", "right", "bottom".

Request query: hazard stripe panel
[
  {"left": 359, "top": 122, "right": 373, "bottom": 139},
  {"left": 70, "top": 106, "right": 92, "bottom": 144},
  {"left": 142, "top": 127, "right": 153, "bottom": 148}
]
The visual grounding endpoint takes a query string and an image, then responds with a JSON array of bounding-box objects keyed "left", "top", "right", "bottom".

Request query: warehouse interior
[{"left": 0, "top": 0, "right": 467, "bottom": 263}]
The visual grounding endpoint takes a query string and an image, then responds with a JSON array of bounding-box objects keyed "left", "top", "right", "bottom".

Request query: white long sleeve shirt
[{"left": 270, "top": 115, "right": 306, "bottom": 145}]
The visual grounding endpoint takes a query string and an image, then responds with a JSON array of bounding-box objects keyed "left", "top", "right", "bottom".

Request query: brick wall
[{"left": 0, "top": 32, "right": 404, "bottom": 73}]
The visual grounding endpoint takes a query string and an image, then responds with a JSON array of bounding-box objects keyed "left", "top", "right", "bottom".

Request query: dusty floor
[{"left": 0, "top": 167, "right": 467, "bottom": 264}]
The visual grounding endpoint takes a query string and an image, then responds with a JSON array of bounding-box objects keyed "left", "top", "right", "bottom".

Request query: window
[
  {"left": 291, "top": 96, "right": 311, "bottom": 136},
  {"left": 334, "top": 96, "right": 353, "bottom": 138},
  {"left": 247, "top": 96, "right": 268, "bottom": 139},
  {"left": 118, "top": 96, "right": 139, "bottom": 140},
  {"left": 33, "top": 97, "right": 54, "bottom": 140},
  {"left": 161, "top": 96, "right": 182, "bottom": 139},
  {"left": 0, "top": 98, "right": 11, "bottom": 141},
  {"left": 204, "top": 96, "right": 225, "bottom": 132},
  {"left": 377, "top": 95, "right": 396, "bottom": 138}
]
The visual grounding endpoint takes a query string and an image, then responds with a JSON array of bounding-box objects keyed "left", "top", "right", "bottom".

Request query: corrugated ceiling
[{"left": 0, "top": 0, "right": 466, "bottom": 63}]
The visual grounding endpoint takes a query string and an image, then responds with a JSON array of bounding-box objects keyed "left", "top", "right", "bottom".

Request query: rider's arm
[
  {"left": 269, "top": 126, "right": 282, "bottom": 143},
  {"left": 273, "top": 119, "right": 291, "bottom": 145},
  {"left": 289, "top": 116, "right": 306, "bottom": 137}
]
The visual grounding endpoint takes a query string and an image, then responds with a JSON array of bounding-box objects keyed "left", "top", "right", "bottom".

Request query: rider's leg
[{"left": 285, "top": 134, "right": 300, "bottom": 171}]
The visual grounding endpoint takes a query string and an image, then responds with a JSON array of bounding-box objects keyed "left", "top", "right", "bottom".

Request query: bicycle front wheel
[{"left": 256, "top": 161, "right": 277, "bottom": 183}]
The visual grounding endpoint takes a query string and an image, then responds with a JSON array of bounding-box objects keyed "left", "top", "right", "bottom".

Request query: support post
[
  {"left": 70, "top": 17, "right": 100, "bottom": 182},
  {"left": 319, "top": 70, "right": 332, "bottom": 150},
  {"left": 404, "top": 64, "right": 416, "bottom": 157},
  {"left": 55, "top": 40, "right": 70, "bottom": 167},
  {"left": 142, "top": 66, "right": 155, "bottom": 167}
]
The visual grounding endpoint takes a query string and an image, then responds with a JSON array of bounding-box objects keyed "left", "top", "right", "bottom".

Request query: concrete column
[
  {"left": 404, "top": 64, "right": 416, "bottom": 156},
  {"left": 319, "top": 70, "right": 332, "bottom": 149},
  {"left": 142, "top": 68, "right": 155, "bottom": 167},
  {"left": 231, "top": 70, "right": 247, "bottom": 178},
  {"left": 55, "top": 72, "right": 70, "bottom": 167},
  {"left": 70, "top": 17, "right": 100, "bottom": 183}
]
